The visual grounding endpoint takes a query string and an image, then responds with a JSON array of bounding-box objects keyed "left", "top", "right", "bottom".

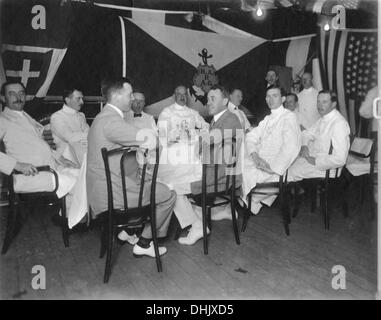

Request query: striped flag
[
  {"left": 0, "top": 0, "right": 73, "bottom": 98},
  {"left": 319, "top": 28, "right": 377, "bottom": 134},
  {"left": 269, "top": 34, "right": 317, "bottom": 85}
]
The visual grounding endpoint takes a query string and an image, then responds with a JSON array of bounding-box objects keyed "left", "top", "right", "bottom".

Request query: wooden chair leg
[
  {"left": 103, "top": 223, "right": 114, "bottom": 283},
  {"left": 150, "top": 214, "right": 162, "bottom": 273},
  {"left": 281, "top": 186, "right": 290, "bottom": 236},
  {"left": 99, "top": 221, "right": 107, "bottom": 259},
  {"left": 369, "top": 175, "right": 376, "bottom": 220},
  {"left": 61, "top": 197, "right": 69, "bottom": 248},
  {"left": 1, "top": 197, "right": 18, "bottom": 255},
  {"left": 292, "top": 182, "right": 300, "bottom": 218},
  {"left": 310, "top": 183, "right": 317, "bottom": 213},
  {"left": 202, "top": 206, "right": 209, "bottom": 255},
  {"left": 230, "top": 198, "right": 240, "bottom": 245},
  {"left": 341, "top": 177, "right": 349, "bottom": 218},
  {"left": 321, "top": 183, "right": 329, "bottom": 230},
  {"left": 241, "top": 193, "right": 252, "bottom": 232}
]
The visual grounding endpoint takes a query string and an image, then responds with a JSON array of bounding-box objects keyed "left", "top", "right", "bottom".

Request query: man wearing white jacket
[
  {"left": 50, "top": 88, "right": 89, "bottom": 163},
  {"left": 288, "top": 90, "right": 350, "bottom": 180},
  {"left": 241, "top": 86, "right": 301, "bottom": 214}
]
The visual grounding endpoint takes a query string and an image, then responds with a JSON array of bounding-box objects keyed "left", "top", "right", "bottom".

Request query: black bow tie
[{"left": 133, "top": 113, "right": 142, "bottom": 117}]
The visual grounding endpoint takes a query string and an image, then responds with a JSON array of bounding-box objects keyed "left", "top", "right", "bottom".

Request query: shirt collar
[
  {"left": 62, "top": 104, "right": 77, "bottom": 114},
  {"left": 270, "top": 105, "right": 285, "bottom": 116},
  {"left": 4, "top": 107, "right": 25, "bottom": 117},
  {"left": 107, "top": 103, "right": 124, "bottom": 118},
  {"left": 228, "top": 101, "right": 238, "bottom": 111},
  {"left": 213, "top": 108, "right": 228, "bottom": 123},
  {"left": 173, "top": 102, "right": 187, "bottom": 110},
  {"left": 321, "top": 109, "right": 337, "bottom": 122}
]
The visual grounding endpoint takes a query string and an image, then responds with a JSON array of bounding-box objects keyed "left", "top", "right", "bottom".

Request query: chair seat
[
  {"left": 346, "top": 154, "right": 375, "bottom": 176},
  {"left": 190, "top": 193, "right": 230, "bottom": 207}
]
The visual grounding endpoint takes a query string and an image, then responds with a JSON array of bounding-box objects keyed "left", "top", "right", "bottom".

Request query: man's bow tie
[{"left": 133, "top": 113, "right": 142, "bottom": 117}]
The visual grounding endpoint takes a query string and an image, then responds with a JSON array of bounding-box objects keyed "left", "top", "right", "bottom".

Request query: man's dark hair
[
  {"left": 101, "top": 77, "right": 132, "bottom": 102},
  {"left": 209, "top": 84, "right": 228, "bottom": 98},
  {"left": 318, "top": 90, "right": 337, "bottom": 103},
  {"left": 228, "top": 87, "right": 242, "bottom": 95},
  {"left": 62, "top": 87, "right": 82, "bottom": 102},
  {"left": 1, "top": 80, "right": 26, "bottom": 96},
  {"left": 266, "top": 85, "right": 284, "bottom": 96},
  {"left": 286, "top": 92, "right": 298, "bottom": 102},
  {"left": 266, "top": 68, "right": 278, "bottom": 76}
]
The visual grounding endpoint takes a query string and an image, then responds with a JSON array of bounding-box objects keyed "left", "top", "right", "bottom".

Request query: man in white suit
[
  {"left": 241, "top": 86, "right": 301, "bottom": 214},
  {"left": 50, "top": 87, "right": 89, "bottom": 164},
  {"left": 288, "top": 90, "right": 350, "bottom": 180},
  {"left": 297, "top": 72, "right": 320, "bottom": 130},
  {"left": 0, "top": 81, "right": 83, "bottom": 222}
]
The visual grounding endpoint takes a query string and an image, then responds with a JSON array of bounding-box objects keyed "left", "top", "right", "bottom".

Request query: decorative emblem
[{"left": 190, "top": 48, "right": 219, "bottom": 105}]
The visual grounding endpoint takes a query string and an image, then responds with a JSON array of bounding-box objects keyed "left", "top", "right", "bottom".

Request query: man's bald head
[{"left": 174, "top": 85, "right": 188, "bottom": 106}]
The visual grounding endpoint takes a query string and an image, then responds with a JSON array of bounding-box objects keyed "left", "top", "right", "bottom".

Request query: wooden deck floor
[{"left": 0, "top": 183, "right": 377, "bottom": 300}]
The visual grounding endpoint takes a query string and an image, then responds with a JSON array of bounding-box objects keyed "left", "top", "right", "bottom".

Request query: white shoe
[
  {"left": 178, "top": 224, "right": 210, "bottom": 246},
  {"left": 211, "top": 208, "right": 238, "bottom": 221},
  {"left": 132, "top": 241, "right": 167, "bottom": 258},
  {"left": 117, "top": 230, "right": 139, "bottom": 245}
]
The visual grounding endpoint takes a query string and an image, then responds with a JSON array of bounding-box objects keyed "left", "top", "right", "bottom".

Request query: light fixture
[
  {"left": 256, "top": 6, "right": 263, "bottom": 17},
  {"left": 323, "top": 21, "right": 330, "bottom": 31}
]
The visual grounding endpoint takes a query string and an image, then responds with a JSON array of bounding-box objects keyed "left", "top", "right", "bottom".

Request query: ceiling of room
[{"left": 90, "top": 0, "right": 378, "bottom": 39}]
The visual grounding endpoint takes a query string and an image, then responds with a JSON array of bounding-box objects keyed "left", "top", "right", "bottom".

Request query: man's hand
[
  {"left": 299, "top": 146, "right": 310, "bottom": 158},
  {"left": 59, "top": 156, "right": 79, "bottom": 169},
  {"left": 14, "top": 162, "right": 38, "bottom": 176},
  {"left": 250, "top": 152, "right": 274, "bottom": 174}
]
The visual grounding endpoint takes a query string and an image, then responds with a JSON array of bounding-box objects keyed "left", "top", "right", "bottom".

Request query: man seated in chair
[
  {"left": 241, "top": 85, "right": 301, "bottom": 214},
  {"left": 288, "top": 90, "right": 350, "bottom": 181},
  {"left": 87, "top": 77, "right": 176, "bottom": 258},
  {"left": 0, "top": 81, "right": 82, "bottom": 211},
  {"left": 167, "top": 85, "right": 243, "bottom": 246},
  {"left": 50, "top": 87, "right": 89, "bottom": 164},
  {"left": 124, "top": 91, "right": 158, "bottom": 173}
]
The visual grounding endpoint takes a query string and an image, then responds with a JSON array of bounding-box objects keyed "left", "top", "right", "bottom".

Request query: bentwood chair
[
  {"left": 189, "top": 137, "right": 241, "bottom": 255},
  {"left": 292, "top": 143, "right": 348, "bottom": 230},
  {"left": 344, "top": 134, "right": 376, "bottom": 220},
  {"left": 99, "top": 146, "right": 161, "bottom": 283},
  {"left": 241, "top": 171, "right": 291, "bottom": 235},
  {"left": 1, "top": 166, "right": 69, "bottom": 254}
]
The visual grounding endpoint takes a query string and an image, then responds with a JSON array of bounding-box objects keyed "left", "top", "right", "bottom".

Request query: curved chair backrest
[
  {"left": 200, "top": 137, "right": 240, "bottom": 196},
  {"left": 101, "top": 145, "right": 160, "bottom": 214}
]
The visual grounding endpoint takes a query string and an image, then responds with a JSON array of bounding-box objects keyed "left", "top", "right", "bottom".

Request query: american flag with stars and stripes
[{"left": 319, "top": 29, "right": 377, "bottom": 134}]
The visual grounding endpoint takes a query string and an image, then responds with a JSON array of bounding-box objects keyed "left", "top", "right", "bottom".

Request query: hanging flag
[
  {"left": 318, "top": 28, "right": 377, "bottom": 134},
  {"left": 269, "top": 34, "right": 317, "bottom": 87},
  {"left": 0, "top": 0, "right": 73, "bottom": 98},
  {"left": 106, "top": 10, "right": 268, "bottom": 118}
]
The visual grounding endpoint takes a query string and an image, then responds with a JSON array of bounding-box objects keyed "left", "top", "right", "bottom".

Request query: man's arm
[
  {"left": 0, "top": 152, "right": 38, "bottom": 176},
  {"left": 246, "top": 117, "right": 267, "bottom": 155},
  {"left": 50, "top": 113, "right": 88, "bottom": 144},
  {"left": 104, "top": 116, "right": 156, "bottom": 150},
  {"left": 315, "top": 120, "right": 350, "bottom": 171},
  {"left": 359, "top": 86, "right": 378, "bottom": 119}
]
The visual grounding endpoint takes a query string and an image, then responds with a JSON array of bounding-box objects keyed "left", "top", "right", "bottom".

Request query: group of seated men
[{"left": 0, "top": 76, "right": 350, "bottom": 258}]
